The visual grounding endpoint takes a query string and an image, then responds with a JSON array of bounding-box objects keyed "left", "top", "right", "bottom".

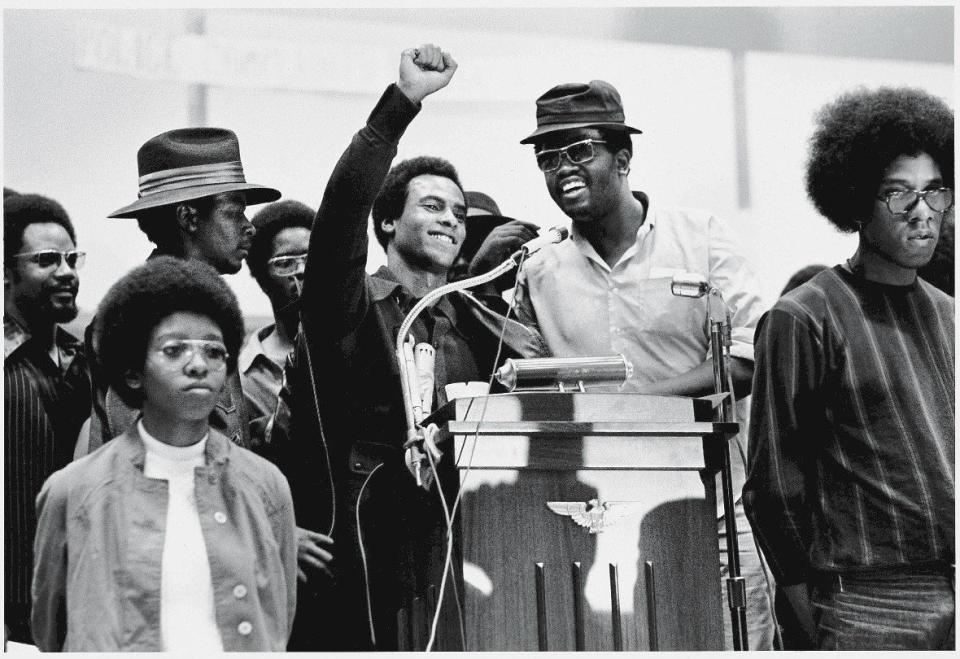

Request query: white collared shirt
[{"left": 515, "top": 194, "right": 767, "bottom": 391}]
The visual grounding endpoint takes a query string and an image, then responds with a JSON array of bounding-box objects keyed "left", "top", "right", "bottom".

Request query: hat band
[
  {"left": 137, "top": 161, "right": 246, "bottom": 198},
  {"left": 537, "top": 111, "right": 626, "bottom": 126}
]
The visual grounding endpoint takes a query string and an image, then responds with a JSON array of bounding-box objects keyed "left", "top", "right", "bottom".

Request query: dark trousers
[{"left": 5, "top": 603, "right": 32, "bottom": 645}]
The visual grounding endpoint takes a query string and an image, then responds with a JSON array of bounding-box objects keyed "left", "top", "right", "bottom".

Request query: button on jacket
[{"left": 31, "top": 424, "right": 296, "bottom": 651}]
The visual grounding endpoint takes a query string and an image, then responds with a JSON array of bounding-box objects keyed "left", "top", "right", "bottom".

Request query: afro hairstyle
[
  {"left": 371, "top": 156, "right": 464, "bottom": 251},
  {"left": 95, "top": 255, "right": 245, "bottom": 407},
  {"left": 247, "top": 199, "right": 314, "bottom": 288},
  {"left": 805, "top": 86, "right": 954, "bottom": 233},
  {"left": 4, "top": 193, "right": 77, "bottom": 266}
]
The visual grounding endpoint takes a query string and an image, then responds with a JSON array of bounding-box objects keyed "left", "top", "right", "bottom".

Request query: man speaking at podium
[
  {"left": 269, "top": 45, "right": 546, "bottom": 650},
  {"left": 512, "top": 80, "right": 775, "bottom": 649}
]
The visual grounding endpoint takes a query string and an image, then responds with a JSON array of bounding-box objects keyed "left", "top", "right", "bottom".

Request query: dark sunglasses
[{"left": 535, "top": 139, "right": 608, "bottom": 172}]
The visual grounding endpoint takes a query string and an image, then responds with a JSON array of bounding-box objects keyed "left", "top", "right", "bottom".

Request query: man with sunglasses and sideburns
[
  {"left": 513, "top": 81, "right": 774, "bottom": 649},
  {"left": 3, "top": 193, "right": 91, "bottom": 647}
]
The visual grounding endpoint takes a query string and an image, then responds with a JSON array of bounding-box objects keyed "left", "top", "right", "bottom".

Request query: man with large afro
[{"left": 744, "top": 86, "right": 955, "bottom": 651}]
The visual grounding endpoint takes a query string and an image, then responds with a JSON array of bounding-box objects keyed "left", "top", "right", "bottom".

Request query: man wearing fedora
[
  {"left": 512, "top": 80, "right": 775, "bottom": 649},
  {"left": 84, "top": 128, "right": 281, "bottom": 452}
]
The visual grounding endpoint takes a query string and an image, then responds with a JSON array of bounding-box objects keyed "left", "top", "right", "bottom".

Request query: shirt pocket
[{"left": 629, "top": 272, "right": 709, "bottom": 342}]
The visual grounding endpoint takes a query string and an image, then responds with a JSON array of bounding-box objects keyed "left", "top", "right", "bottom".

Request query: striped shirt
[
  {"left": 743, "top": 266, "right": 955, "bottom": 585},
  {"left": 4, "top": 316, "right": 91, "bottom": 621}
]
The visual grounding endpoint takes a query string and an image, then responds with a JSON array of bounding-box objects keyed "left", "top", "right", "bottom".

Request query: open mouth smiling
[
  {"left": 560, "top": 177, "right": 587, "bottom": 195},
  {"left": 428, "top": 232, "right": 457, "bottom": 245}
]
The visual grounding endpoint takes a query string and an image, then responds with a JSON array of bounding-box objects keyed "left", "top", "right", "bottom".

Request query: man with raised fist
[{"left": 271, "top": 45, "right": 545, "bottom": 651}]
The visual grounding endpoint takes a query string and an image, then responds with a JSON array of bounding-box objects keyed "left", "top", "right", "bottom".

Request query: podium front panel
[{"left": 444, "top": 393, "right": 725, "bottom": 651}]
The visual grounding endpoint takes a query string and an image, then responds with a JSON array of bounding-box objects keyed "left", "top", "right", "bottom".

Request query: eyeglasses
[
  {"left": 876, "top": 187, "right": 954, "bottom": 215},
  {"left": 535, "top": 139, "right": 608, "bottom": 172},
  {"left": 13, "top": 249, "right": 86, "bottom": 270},
  {"left": 267, "top": 253, "right": 307, "bottom": 277},
  {"left": 153, "top": 339, "right": 229, "bottom": 371}
]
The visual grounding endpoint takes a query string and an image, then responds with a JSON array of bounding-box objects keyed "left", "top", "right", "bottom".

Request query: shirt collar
[
  {"left": 123, "top": 419, "right": 232, "bottom": 470},
  {"left": 368, "top": 265, "right": 457, "bottom": 317},
  {"left": 3, "top": 314, "right": 81, "bottom": 361},
  {"left": 369, "top": 266, "right": 405, "bottom": 303},
  {"left": 569, "top": 191, "right": 655, "bottom": 271},
  {"left": 4, "top": 315, "right": 30, "bottom": 359},
  {"left": 138, "top": 418, "right": 208, "bottom": 462},
  {"left": 237, "top": 323, "right": 276, "bottom": 374}
]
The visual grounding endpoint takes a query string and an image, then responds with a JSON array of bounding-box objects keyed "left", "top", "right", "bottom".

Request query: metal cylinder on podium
[{"left": 495, "top": 355, "right": 633, "bottom": 391}]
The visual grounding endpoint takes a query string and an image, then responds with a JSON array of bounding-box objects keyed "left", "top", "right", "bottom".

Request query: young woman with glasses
[{"left": 30, "top": 256, "right": 297, "bottom": 651}]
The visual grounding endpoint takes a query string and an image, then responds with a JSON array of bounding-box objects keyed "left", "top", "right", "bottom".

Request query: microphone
[
  {"left": 401, "top": 338, "right": 424, "bottom": 423},
  {"left": 518, "top": 226, "right": 569, "bottom": 257},
  {"left": 413, "top": 343, "right": 435, "bottom": 414},
  {"left": 670, "top": 272, "right": 711, "bottom": 298}
]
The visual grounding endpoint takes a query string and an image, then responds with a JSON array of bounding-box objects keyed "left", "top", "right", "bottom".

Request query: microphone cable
[
  {"left": 302, "top": 324, "right": 337, "bottom": 538},
  {"left": 425, "top": 248, "right": 532, "bottom": 651},
  {"left": 355, "top": 462, "right": 384, "bottom": 647},
  {"left": 291, "top": 275, "right": 338, "bottom": 539}
]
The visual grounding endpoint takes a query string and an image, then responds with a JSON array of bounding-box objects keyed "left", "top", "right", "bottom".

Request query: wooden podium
[{"left": 427, "top": 392, "right": 737, "bottom": 651}]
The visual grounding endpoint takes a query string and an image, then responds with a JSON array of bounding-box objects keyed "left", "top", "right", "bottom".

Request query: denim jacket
[{"left": 31, "top": 424, "right": 296, "bottom": 651}]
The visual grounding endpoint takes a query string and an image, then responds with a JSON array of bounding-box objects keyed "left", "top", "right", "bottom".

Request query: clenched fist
[{"left": 396, "top": 44, "right": 458, "bottom": 104}]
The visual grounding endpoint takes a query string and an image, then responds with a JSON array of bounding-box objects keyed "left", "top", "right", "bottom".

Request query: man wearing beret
[
  {"left": 83, "top": 128, "right": 281, "bottom": 452},
  {"left": 513, "top": 80, "right": 774, "bottom": 649}
]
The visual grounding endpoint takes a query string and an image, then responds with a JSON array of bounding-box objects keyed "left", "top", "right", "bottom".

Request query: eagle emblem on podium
[{"left": 546, "top": 498, "right": 636, "bottom": 534}]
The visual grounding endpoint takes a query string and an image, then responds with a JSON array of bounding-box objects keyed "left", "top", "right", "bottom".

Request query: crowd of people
[{"left": 4, "top": 44, "right": 954, "bottom": 652}]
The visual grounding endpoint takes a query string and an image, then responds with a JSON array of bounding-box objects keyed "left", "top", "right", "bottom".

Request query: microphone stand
[
  {"left": 671, "top": 274, "right": 748, "bottom": 650},
  {"left": 395, "top": 253, "right": 523, "bottom": 486},
  {"left": 706, "top": 288, "right": 749, "bottom": 651}
]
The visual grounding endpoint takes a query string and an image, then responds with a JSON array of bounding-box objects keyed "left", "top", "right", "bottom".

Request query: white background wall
[{"left": 4, "top": 8, "right": 953, "bottom": 325}]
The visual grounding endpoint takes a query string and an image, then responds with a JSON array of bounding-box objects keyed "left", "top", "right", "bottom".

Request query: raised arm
[{"left": 300, "top": 45, "right": 457, "bottom": 341}]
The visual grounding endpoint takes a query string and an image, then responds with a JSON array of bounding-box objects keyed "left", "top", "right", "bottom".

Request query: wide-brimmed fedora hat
[
  {"left": 108, "top": 127, "right": 281, "bottom": 218},
  {"left": 520, "top": 80, "right": 642, "bottom": 145}
]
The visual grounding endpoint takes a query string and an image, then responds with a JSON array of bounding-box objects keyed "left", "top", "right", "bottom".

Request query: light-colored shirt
[
  {"left": 514, "top": 192, "right": 767, "bottom": 509},
  {"left": 515, "top": 193, "right": 766, "bottom": 388},
  {"left": 238, "top": 324, "right": 286, "bottom": 422},
  {"left": 139, "top": 421, "right": 223, "bottom": 652}
]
